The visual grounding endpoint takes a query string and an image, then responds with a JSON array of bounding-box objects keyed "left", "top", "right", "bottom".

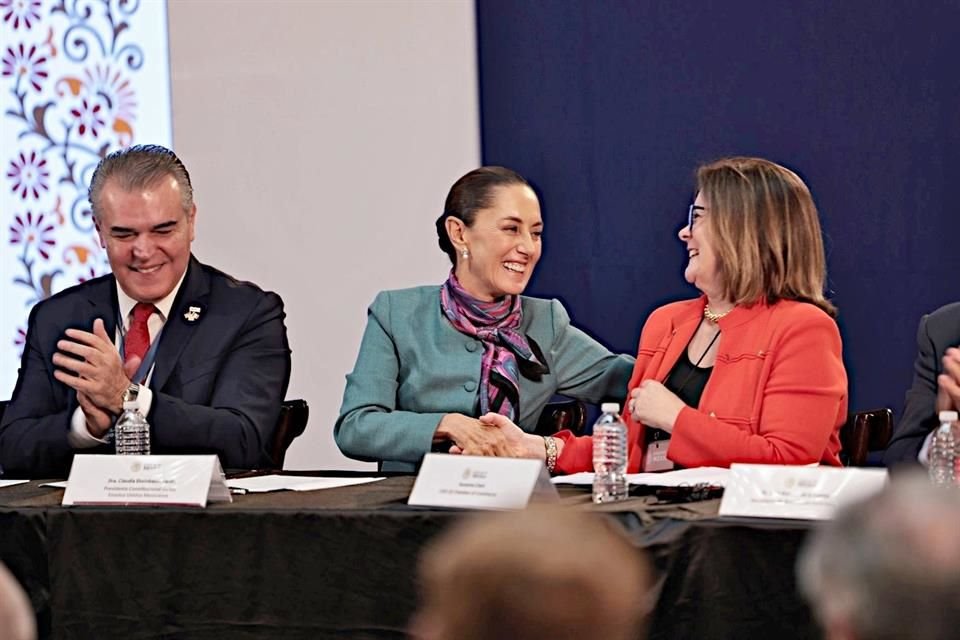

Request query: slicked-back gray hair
[
  {"left": 88, "top": 144, "right": 193, "bottom": 220},
  {"left": 798, "top": 473, "right": 960, "bottom": 640}
]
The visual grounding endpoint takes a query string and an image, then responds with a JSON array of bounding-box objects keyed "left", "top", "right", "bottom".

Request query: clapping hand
[
  {"left": 937, "top": 348, "right": 960, "bottom": 413},
  {"left": 53, "top": 318, "right": 142, "bottom": 418}
]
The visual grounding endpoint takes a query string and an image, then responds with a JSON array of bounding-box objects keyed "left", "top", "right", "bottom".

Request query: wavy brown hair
[{"left": 696, "top": 157, "right": 836, "bottom": 317}]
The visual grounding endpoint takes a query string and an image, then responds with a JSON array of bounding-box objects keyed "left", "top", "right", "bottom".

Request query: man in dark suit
[
  {"left": 884, "top": 302, "right": 960, "bottom": 465},
  {"left": 0, "top": 145, "right": 291, "bottom": 478}
]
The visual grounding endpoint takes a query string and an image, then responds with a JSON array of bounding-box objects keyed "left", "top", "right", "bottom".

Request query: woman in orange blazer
[
  {"left": 488, "top": 157, "right": 847, "bottom": 472},
  {"left": 564, "top": 156, "right": 847, "bottom": 471}
]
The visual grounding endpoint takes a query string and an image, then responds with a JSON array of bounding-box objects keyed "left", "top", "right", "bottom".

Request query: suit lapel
[
  {"left": 85, "top": 275, "right": 120, "bottom": 340},
  {"left": 68, "top": 276, "right": 120, "bottom": 413},
  {"left": 150, "top": 257, "right": 210, "bottom": 391},
  {"left": 657, "top": 310, "right": 702, "bottom": 382}
]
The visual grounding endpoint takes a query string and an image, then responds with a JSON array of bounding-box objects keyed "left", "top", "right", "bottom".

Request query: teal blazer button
[
  {"left": 464, "top": 381, "right": 477, "bottom": 392},
  {"left": 465, "top": 341, "right": 479, "bottom": 352}
]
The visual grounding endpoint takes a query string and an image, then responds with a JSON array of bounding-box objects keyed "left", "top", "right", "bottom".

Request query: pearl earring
[{"left": 461, "top": 249, "right": 469, "bottom": 259}]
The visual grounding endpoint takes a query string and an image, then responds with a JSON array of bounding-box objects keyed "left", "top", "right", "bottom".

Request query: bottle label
[{"left": 643, "top": 438, "right": 674, "bottom": 472}]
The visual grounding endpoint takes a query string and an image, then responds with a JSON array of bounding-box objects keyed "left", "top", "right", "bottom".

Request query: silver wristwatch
[{"left": 122, "top": 383, "right": 141, "bottom": 405}]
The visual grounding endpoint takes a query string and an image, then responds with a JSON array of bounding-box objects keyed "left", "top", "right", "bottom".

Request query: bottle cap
[
  {"left": 122, "top": 401, "right": 139, "bottom": 411},
  {"left": 939, "top": 411, "right": 959, "bottom": 422},
  {"left": 601, "top": 403, "right": 620, "bottom": 414}
]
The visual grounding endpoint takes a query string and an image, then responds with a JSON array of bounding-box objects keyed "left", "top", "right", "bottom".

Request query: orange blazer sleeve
[{"left": 553, "top": 307, "right": 670, "bottom": 474}]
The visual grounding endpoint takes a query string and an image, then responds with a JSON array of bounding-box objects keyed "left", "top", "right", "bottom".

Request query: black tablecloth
[{"left": 0, "top": 473, "right": 821, "bottom": 640}]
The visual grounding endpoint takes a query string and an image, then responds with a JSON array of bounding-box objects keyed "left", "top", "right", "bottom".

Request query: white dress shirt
[
  {"left": 918, "top": 431, "right": 934, "bottom": 466},
  {"left": 68, "top": 270, "right": 187, "bottom": 448}
]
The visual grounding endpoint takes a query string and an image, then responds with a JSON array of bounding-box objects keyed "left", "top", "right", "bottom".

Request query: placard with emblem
[{"left": 62, "top": 455, "right": 232, "bottom": 507}]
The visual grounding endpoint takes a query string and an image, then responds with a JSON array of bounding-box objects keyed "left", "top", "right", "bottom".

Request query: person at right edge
[
  {"left": 487, "top": 157, "right": 849, "bottom": 472},
  {"left": 883, "top": 302, "right": 960, "bottom": 466}
]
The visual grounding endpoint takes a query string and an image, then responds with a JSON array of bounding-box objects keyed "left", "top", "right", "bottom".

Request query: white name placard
[
  {"left": 718, "top": 463, "right": 888, "bottom": 520},
  {"left": 62, "top": 455, "right": 232, "bottom": 507},
  {"left": 408, "top": 454, "right": 558, "bottom": 510}
]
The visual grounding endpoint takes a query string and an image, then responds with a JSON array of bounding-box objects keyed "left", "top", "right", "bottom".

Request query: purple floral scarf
[{"left": 440, "top": 271, "right": 548, "bottom": 421}]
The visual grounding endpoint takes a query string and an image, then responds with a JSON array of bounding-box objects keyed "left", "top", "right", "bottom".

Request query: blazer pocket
[
  {"left": 709, "top": 413, "right": 754, "bottom": 426},
  {"left": 176, "top": 358, "right": 222, "bottom": 385},
  {"left": 712, "top": 350, "right": 772, "bottom": 415},
  {"left": 638, "top": 334, "right": 671, "bottom": 365},
  {"left": 706, "top": 413, "right": 756, "bottom": 437},
  {"left": 637, "top": 346, "right": 665, "bottom": 358},
  {"left": 644, "top": 330, "right": 675, "bottom": 355}
]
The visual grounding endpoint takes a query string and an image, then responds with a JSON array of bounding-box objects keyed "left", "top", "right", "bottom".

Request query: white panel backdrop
[
  {"left": 0, "top": 0, "right": 172, "bottom": 397},
  {"left": 166, "top": 1, "right": 481, "bottom": 469}
]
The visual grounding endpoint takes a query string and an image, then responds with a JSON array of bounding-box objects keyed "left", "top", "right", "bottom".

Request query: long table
[{"left": 0, "top": 473, "right": 821, "bottom": 639}]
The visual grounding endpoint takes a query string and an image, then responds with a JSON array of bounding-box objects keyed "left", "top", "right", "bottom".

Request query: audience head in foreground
[
  {"left": 0, "top": 144, "right": 291, "bottom": 478},
  {"left": 0, "top": 563, "right": 35, "bottom": 640},
  {"left": 335, "top": 166, "right": 634, "bottom": 472},
  {"left": 799, "top": 474, "right": 960, "bottom": 640},
  {"left": 412, "top": 508, "right": 651, "bottom": 640}
]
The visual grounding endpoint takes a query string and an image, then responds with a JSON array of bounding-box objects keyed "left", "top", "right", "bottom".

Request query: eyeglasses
[{"left": 687, "top": 204, "right": 706, "bottom": 230}]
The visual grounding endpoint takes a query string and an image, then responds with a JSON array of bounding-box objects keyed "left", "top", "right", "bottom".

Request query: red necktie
[{"left": 125, "top": 302, "right": 156, "bottom": 365}]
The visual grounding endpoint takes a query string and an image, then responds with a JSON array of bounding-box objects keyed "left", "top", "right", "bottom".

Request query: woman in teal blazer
[{"left": 335, "top": 167, "right": 633, "bottom": 472}]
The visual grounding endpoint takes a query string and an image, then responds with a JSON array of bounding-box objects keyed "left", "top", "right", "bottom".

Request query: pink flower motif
[
  {"left": 0, "top": 0, "right": 41, "bottom": 30},
  {"left": 14, "top": 326, "right": 27, "bottom": 357},
  {"left": 70, "top": 98, "right": 105, "bottom": 137},
  {"left": 77, "top": 265, "right": 99, "bottom": 283},
  {"left": 9, "top": 210, "right": 56, "bottom": 259},
  {"left": 84, "top": 64, "right": 137, "bottom": 124},
  {"left": 1, "top": 42, "right": 48, "bottom": 91},
  {"left": 6, "top": 151, "right": 49, "bottom": 200}
]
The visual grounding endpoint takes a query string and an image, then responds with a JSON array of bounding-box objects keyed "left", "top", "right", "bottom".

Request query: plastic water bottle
[
  {"left": 115, "top": 401, "right": 151, "bottom": 455},
  {"left": 593, "top": 402, "right": 628, "bottom": 503},
  {"left": 928, "top": 410, "right": 957, "bottom": 487}
]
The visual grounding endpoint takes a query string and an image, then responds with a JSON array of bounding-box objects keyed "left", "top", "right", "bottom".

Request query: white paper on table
[
  {"left": 226, "top": 475, "right": 385, "bottom": 493},
  {"left": 40, "top": 481, "right": 68, "bottom": 489},
  {"left": 551, "top": 467, "right": 730, "bottom": 487},
  {"left": 550, "top": 472, "right": 595, "bottom": 485},
  {"left": 719, "top": 464, "right": 888, "bottom": 520},
  {"left": 0, "top": 479, "right": 29, "bottom": 489}
]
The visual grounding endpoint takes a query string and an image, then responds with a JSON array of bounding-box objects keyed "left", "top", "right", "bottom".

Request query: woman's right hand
[{"left": 435, "top": 413, "right": 520, "bottom": 457}]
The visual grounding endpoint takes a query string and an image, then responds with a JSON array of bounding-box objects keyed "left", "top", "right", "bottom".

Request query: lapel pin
[{"left": 182, "top": 304, "right": 204, "bottom": 323}]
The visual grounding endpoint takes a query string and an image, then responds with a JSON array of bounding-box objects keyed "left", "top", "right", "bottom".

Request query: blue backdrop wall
[{"left": 476, "top": 0, "right": 960, "bottom": 422}]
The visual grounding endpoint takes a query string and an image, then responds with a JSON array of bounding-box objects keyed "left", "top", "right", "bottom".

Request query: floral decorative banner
[{"left": 1, "top": 0, "right": 171, "bottom": 398}]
